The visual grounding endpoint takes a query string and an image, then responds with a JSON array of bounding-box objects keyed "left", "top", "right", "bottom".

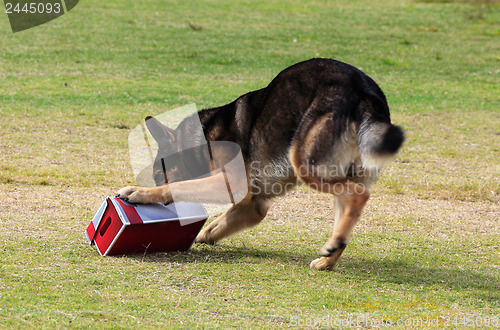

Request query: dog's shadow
[
  {"left": 124, "top": 244, "right": 497, "bottom": 294},
  {"left": 127, "top": 243, "right": 309, "bottom": 266},
  {"left": 341, "top": 257, "right": 498, "bottom": 295}
]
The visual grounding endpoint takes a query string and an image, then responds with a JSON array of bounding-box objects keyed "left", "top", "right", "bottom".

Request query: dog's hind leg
[
  {"left": 306, "top": 180, "right": 369, "bottom": 270},
  {"left": 195, "top": 197, "right": 270, "bottom": 244},
  {"left": 293, "top": 172, "right": 369, "bottom": 270},
  {"left": 289, "top": 111, "right": 370, "bottom": 270}
]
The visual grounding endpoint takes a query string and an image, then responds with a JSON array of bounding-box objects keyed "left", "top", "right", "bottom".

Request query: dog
[{"left": 116, "top": 58, "right": 404, "bottom": 270}]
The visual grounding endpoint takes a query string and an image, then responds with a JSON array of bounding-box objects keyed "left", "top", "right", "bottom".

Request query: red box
[{"left": 85, "top": 197, "right": 208, "bottom": 256}]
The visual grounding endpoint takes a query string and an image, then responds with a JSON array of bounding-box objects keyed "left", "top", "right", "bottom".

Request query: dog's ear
[{"left": 145, "top": 116, "right": 176, "bottom": 144}]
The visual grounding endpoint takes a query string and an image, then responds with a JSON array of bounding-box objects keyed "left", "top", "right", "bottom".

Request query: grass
[{"left": 0, "top": 0, "right": 499, "bottom": 328}]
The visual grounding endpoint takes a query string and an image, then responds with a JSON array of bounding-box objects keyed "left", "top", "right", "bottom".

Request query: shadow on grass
[
  {"left": 121, "top": 244, "right": 498, "bottom": 294},
  {"left": 124, "top": 243, "right": 312, "bottom": 266},
  {"left": 341, "top": 258, "right": 499, "bottom": 294}
]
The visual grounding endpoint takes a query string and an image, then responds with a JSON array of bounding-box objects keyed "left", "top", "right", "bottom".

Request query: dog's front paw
[
  {"left": 116, "top": 186, "right": 172, "bottom": 204},
  {"left": 116, "top": 186, "right": 148, "bottom": 204},
  {"left": 195, "top": 229, "right": 216, "bottom": 245}
]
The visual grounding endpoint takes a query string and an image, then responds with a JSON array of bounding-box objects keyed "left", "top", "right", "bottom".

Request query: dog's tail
[{"left": 358, "top": 118, "right": 405, "bottom": 171}]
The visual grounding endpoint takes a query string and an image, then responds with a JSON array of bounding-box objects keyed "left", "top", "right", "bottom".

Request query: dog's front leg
[
  {"left": 116, "top": 185, "right": 172, "bottom": 204},
  {"left": 195, "top": 197, "right": 269, "bottom": 244},
  {"left": 117, "top": 171, "right": 247, "bottom": 205}
]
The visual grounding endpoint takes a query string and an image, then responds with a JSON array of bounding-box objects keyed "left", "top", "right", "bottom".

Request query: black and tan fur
[{"left": 117, "top": 58, "right": 404, "bottom": 270}]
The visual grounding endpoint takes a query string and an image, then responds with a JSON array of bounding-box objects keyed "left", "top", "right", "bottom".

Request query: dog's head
[{"left": 145, "top": 116, "right": 188, "bottom": 186}]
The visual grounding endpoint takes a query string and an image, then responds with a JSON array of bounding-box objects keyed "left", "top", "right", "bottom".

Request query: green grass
[{"left": 0, "top": 0, "right": 499, "bottom": 328}]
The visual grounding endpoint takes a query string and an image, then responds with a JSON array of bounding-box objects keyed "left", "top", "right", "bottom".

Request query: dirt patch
[{"left": 266, "top": 189, "right": 499, "bottom": 239}]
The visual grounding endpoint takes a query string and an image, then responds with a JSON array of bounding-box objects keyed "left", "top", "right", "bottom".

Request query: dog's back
[{"left": 197, "top": 58, "right": 404, "bottom": 198}]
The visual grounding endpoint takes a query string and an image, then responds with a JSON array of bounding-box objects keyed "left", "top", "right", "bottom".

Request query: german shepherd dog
[{"left": 116, "top": 58, "right": 404, "bottom": 270}]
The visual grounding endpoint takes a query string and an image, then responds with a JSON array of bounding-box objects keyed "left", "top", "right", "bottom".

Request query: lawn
[{"left": 0, "top": 0, "right": 499, "bottom": 328}]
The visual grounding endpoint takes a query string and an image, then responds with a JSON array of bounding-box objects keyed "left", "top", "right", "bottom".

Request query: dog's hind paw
[
  {"left": 310, "top": 242, "right": 347, "bottom": 270},
  {"left": 309, "top": 257, "right": 339, "bottom": 271},
  {"left": 320, "top": 241, "right": 347, "bottom": 257},
  {"left": 310, "top": 258, "right": 330, "bottom": 271}
]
